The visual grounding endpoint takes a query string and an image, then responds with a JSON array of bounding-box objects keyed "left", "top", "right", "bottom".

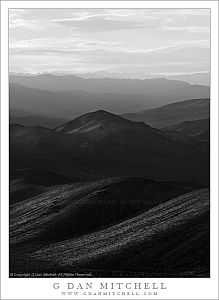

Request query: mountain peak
[
  {"left": 80, "top": 109, "right": 124, "bottom": 121},
  {"left": 55, "top": 110, "right": 148, "bottom": 136},
  {"left": 86, "top": 109, "right": 115, "bottom": 117}
]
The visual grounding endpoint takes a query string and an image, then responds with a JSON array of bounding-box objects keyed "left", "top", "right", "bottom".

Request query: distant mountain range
[
  {"left": 123, "top": 98, "right": 210, "bottom": 129},
  {"left": 9, "top": 76, "right": 210, "bottom": 129},
  {"left": 10, "top": 109, "right": 67, "bottom": 129},
  {"left": 10, "top": 71, "right": 210, "bottom": 86},
  {"left": 10, "top": 74, "right": 209, "bottom": 112},
  {"left": 9, "top": 82, "right": 158, "bottom": 119},
  {"left": 70, "top": 71, "right": 210, "bottom": 86}
]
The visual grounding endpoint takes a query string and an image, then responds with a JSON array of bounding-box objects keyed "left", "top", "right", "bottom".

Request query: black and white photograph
[
  {"left": 8, "top": 7, "right": 211, "bottom": 279},
  {"left": 1, "top": 1, "right": 219, "bottom": 299}
]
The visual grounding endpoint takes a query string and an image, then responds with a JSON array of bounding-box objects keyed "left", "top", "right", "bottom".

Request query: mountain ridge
[
  {"left": 56, "top": 109, "right": 150, "bottom": 136},
  {"left": 10, "top": 110, "right": 209, "bottom": 185},
  {"left": 9, "top": 71, "right": 210, "bottom": 86},
  {"left": 123, "top": 98, "right": 210, "bottom": 129},
  {"left": 10, "top": 75, "right": 209, "bottom": 115}
]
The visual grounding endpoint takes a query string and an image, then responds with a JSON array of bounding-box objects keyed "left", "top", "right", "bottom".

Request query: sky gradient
[{"left": 9, "top": 8, "right": 210, "bottom": 77}]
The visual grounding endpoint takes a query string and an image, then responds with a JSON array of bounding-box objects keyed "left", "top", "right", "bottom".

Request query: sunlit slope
[
  {"left": 10, "top": 177, "right": 192, "bottom": 246},
  {"left": 10, "top": 187, "right": 209, "bottom": 277},
  {"left": 33, "top": 188, "right": 209, "bottom": 276}
]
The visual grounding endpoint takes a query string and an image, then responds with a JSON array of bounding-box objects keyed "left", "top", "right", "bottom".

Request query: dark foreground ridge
[{"left": 10, "top": 177, "right": 209, "bottom": 277}]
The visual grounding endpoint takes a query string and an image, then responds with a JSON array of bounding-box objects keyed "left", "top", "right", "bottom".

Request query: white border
[{"left": 1, "top": 1, "right": 218, "bottom": 300}]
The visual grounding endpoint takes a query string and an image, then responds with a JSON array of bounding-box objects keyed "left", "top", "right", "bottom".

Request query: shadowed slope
[
  {"left": 163, "top": 118, "right": 209, "bottom": 143},
  {"left": 10, "top": 110, "right": 209, "bottom": 185},
  {"left": 10, "top": 168, "right": 73, "bottom": 205}
]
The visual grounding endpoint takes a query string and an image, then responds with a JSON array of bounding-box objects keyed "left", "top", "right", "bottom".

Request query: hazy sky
[{"left": 9, "top": 8, "right": 210, "bottom": 76}]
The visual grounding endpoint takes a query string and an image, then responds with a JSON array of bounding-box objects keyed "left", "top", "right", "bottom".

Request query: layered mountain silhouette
[
  {"left": 10, "top": 75, "right": 209, "bottom": 118},
  {"left": 10, "top": 110, "right": 209, "bottom": 185},
  {"left": 10, "top": 101, "right": 210, "bottom": 277},
  {"left": 10, "top": 109, "right": 67, "bottom": 129},
  {"left": 53, "top": 71, "right": 209, "bottom": 86},
  {"left": 10, "top": 74, "right": 209, "bottom": 97},
  {"left": 9, "top": 83, "right": 154, "bottom": 119},
  {"left": 123, "top": 98, "right": 210, "bottom": 128}
]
